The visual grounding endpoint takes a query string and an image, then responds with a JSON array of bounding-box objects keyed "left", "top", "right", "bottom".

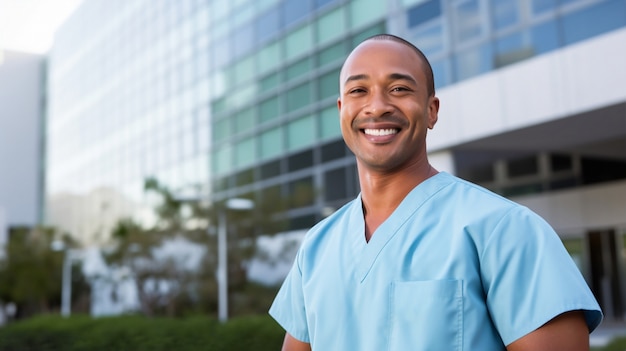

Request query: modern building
[
  {"left": 0, "top": 49, "right": 46, "bottom": 257},
  {"left": 46, "top": 0, "right": 626, "bottom": 319}
]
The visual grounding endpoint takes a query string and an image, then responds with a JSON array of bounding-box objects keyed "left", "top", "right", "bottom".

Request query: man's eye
[
  {"left": 349, "top": 88, "right": 366, "bottom": 94},
  {"left": 391, "top": 86, "right": 409, "bottom": 92}
]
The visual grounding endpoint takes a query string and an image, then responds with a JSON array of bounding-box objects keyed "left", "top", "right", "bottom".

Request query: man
[{"left": 269, "top": 34, "right": 602, "bottom": 351}]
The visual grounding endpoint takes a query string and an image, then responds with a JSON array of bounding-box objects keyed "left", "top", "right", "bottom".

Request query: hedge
[{"left": 0, "top": 314, "right": 285, "bottom": 351}]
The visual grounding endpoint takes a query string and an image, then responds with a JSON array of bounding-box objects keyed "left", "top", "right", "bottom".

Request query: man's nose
[{"left": 364, "top": 91, "right": 394, "bottom": 117}]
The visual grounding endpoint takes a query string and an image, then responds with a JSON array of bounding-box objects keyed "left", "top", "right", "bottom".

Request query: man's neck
[{"left": 358, "top": 162, "right": 438, "bottom": 241}]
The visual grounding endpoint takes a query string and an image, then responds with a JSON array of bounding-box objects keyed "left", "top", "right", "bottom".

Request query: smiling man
[{"left": 269, "top": 34, "right": 602, "bottom": 351}]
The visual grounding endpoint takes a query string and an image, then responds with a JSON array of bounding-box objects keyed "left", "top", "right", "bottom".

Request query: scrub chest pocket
[{"left": 388, "top": 279, "right": 464, "bottom": 351}]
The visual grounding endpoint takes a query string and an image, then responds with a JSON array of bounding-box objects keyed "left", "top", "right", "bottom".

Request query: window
[
  {"left": 260, "top": 127, "right": 284, "bottom": 160},
  {"left": 407, "top": 0, "right": 441, "bottom": 28},
  {"left": 490, "top": 0, "right": 520, "bottom": 31},
  {"left": 351, "top": 22, "right": 387, "bottom": 46},
  {"left": 321, "top": 140, "right": 346, "bottom": 162},
  {"left": 234, "top": 107, "right": 255, "bottom": 134},
  {"left": 315, "top": 0, "right": 337, "bottom": 9},
  {"left": 235, "top": 137, "right": 255, "bottom": 168},
  {"left": 410, "top": 22, "right": 444, "bottom": 57},
  {"left": 260, "top": 159, "right": 281, "bottom": 179},
  {"left": 494, "top": 31, "right": 534, "bottom": 68},
  {"left": 454, "top": 42, "right": 493, "bottom": 81},
  {"left": 287, "top": 114, "right": 316, "bottom": 151},
  {"left": 288, "top": 150, "right": 314, "bottom": 172},
  {"left": 430, "top": 58, "right": 452, "bottom": 89},
  {"left": 286, "top": 82, "right": 312, "bottom": 112},
  {"left": 562, "top": 0, "right": 626, "bottom": 45},
  {"left": 550, "top": 154, "right": 573, "bottom": 172},
  {"left": 260, "top": 96, "right": 280, "bottom": 123},
  {"left": 260, "top": 72, "right": 281, "bottom": 91},
  {"left": 318, "top": 41, "right": 347, "bottom": 67},
  {"left": 317, "top": 7, "right": 346, "bottom": 45},
  {"left": 288, "top": 176, "right": 315, "bottom": 208},
  {"left": 211, "top": 36, "right": 231, "bottom": 69},
  {"left": 507, "top": 155, "right": 538, "bottom": 177},
  {"left": 232, "top": 25, "right": 254, "bottom": 58},
  {"left": 320, "top": 105, "right": 341, "bottom": 140},
  {"left": 212, "top": 145, "right": 233, "bottom": 175},
  {"left": 350, "top": 0, "right": 386, "bottom": 29},
  {"left": 319, "top": 69, "right": 340, "bottom": 100},
  {"left": 213, "top": 117, "right": 231, "bottom": 141},
  {"left": 530, "top": 19, "right": 560, "bottom": 55},
  {"left": 287, "top": 58, "right": 313, "bottom": 81},
  {"left": 256, "top": 6, "right": 281, "bottom": 44},
  {"left": 531, "top": 0, "right": 556, "bottom": 15},
  {"left": 234, "top": 55, "right": 255, "bottom": 86},
  {"left": 451, "top": 0, "right": 485, "bottom": 43},
  {"left": 285, "top": 24, "right": 313, "bottom": 60},
  {"left": 283, "top": 0, "right": 310, "bottom": 27},
  {"left": 325, "top": 167, "right": 348, "bottom": 201},
  {"left": 257, "top": 41, "right": 281, "bottom": 74}
]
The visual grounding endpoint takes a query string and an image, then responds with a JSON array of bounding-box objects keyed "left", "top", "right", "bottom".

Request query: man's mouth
[{"left": 363, "top": 128, "right": 399, "bottom": 136}]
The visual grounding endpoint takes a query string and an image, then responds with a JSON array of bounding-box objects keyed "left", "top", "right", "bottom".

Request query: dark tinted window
[
  {"left": 321, "top": 139, "right": 346, "bottom": 162},
  {"left": 324, "top": 167, "right": 347, "bottom": 201},
  {"left": 408, "top": 0, "right": 441, "bottom": 28},
  {"left": 288, "top": 176, "right": 315, "bottom": 208},
  {"left": 288, "top": 150, "right": 314, "bottom": 172},
  {"left": 235, "top": 168, "right": 254, "bottom": 186},
  {"left": 260, "top": 159, "right": 282, "bottom": 179},
  {"left": 507, "top": 155, "right": 538, "bottom": 177}
]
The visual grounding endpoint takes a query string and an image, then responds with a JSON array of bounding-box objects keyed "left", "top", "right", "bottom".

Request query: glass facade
[{"left": 46, "top": 0, "right": 626, "bottom": 244}]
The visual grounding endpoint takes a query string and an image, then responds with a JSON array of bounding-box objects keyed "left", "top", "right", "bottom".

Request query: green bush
[
  {"left": 0, "top": 314, "right": 285, "bottom": 351},
  {"left": 596, "top": 336, "right": 626, "bottom": 351}
]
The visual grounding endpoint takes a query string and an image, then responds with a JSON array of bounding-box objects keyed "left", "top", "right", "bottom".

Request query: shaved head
[{"left": 345, "top": 34, "right": 436, "bottom": 96}]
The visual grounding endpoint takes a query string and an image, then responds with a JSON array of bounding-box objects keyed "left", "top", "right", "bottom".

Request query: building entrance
[{"left": 587, "top": 229, "right": 626, "bottom": 320}]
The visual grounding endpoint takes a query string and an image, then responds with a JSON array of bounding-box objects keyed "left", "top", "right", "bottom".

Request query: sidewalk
[{"left": 590, "top": 320, "right": 626, "bottom": 348}]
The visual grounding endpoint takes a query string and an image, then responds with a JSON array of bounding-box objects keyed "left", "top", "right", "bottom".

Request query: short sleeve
[
  {"left": 480, "top": 206, "right": 603, "bottom": 346},
  {"left": 269, "top": 250, "right": 310, "bottom": 343}
]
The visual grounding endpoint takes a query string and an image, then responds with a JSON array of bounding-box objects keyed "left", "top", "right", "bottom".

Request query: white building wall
[
  {"left": 430, "top": 28, "right": 626, "bottom": 151},
  {"left": 513, "top": 180, "right": 626, "bottom": 237},
  {"left": 0, "top": 50, "right": 44, "bottom": 228}
]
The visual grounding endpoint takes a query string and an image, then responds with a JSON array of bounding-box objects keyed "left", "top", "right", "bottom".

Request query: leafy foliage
[
  {"left": 0, "top": 227, "right": 87, "bottom": 318},
  {"left": 103, "top": 177, "right": 288, "bottom": 318},
  {"left": 0, "top": 314, "right": 284, "bottom": 351}
]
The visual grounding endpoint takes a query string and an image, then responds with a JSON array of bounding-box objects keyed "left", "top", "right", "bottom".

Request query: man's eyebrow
[
  {"left": 389, "top": 73, "right": 418, "bottom": 85},
  {"left": 344, "top": 74, "right": 369, "bottom": 85},
  {"left": 343, "top": 73, "right": 418, "bottom": 85}
]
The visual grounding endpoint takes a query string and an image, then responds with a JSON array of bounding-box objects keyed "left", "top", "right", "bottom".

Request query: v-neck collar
[{"left": 352, "top": 172, "right": 452, "bottom": 282}]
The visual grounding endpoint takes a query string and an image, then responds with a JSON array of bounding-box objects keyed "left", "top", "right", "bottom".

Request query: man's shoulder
[
  {"left": 436, "top": 172, "right": 518, "bottom": 206},
  {"left": 298, "top": 198, "right": 359, "bottom": 249}
]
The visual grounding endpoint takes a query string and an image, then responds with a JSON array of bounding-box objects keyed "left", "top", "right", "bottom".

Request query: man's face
[{"left": 337, "top": 40, "right": 439, "bottom": 173}]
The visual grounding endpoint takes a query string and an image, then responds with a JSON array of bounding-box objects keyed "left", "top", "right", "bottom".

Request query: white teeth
[{"left": 363, "top": 128, "right": 398, "bottom": 136}]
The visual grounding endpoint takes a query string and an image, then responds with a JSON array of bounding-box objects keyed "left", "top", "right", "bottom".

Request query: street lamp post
[
  {"left": 52, "top": 241, "right": 82, "bottom": 317},
  {"left": 217, "top": 207, "right": 228, "bottom": 323},
  {"left": 61, "top": 250, "right": 72, "bottom": 317},
  {"left": 217, "top": 198, "right": 254, "bottom": 323},
  {"left": 174, "top": 195, "right": 254, "bottom": 323},
  {"left": 61, "top": 250, "right": 84, "bottom": 317}
]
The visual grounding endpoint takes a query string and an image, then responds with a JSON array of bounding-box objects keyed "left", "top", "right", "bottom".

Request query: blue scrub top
[{"left": 270, "top": 172, "right": 602, "bottom": 350}]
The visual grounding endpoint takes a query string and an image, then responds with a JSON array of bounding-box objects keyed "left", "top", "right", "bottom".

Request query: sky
[{"left": 0, "top": 0, "right": 83, "bottom": 54}]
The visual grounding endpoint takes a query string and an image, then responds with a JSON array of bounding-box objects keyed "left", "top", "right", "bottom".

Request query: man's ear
[
  {"left": 428, "top": 96, "right": 439, "bottom": 130},
  {"left": 337, "top": 97, "right": 342, "bottom": 111}
]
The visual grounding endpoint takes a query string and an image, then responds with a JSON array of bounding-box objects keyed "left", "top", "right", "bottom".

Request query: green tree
[
  {"left": 106, "top": 176, "right": 290, "bottom": 318},
  {"left": 0, "top": 227, "right": 87, "bottom": 318}
]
